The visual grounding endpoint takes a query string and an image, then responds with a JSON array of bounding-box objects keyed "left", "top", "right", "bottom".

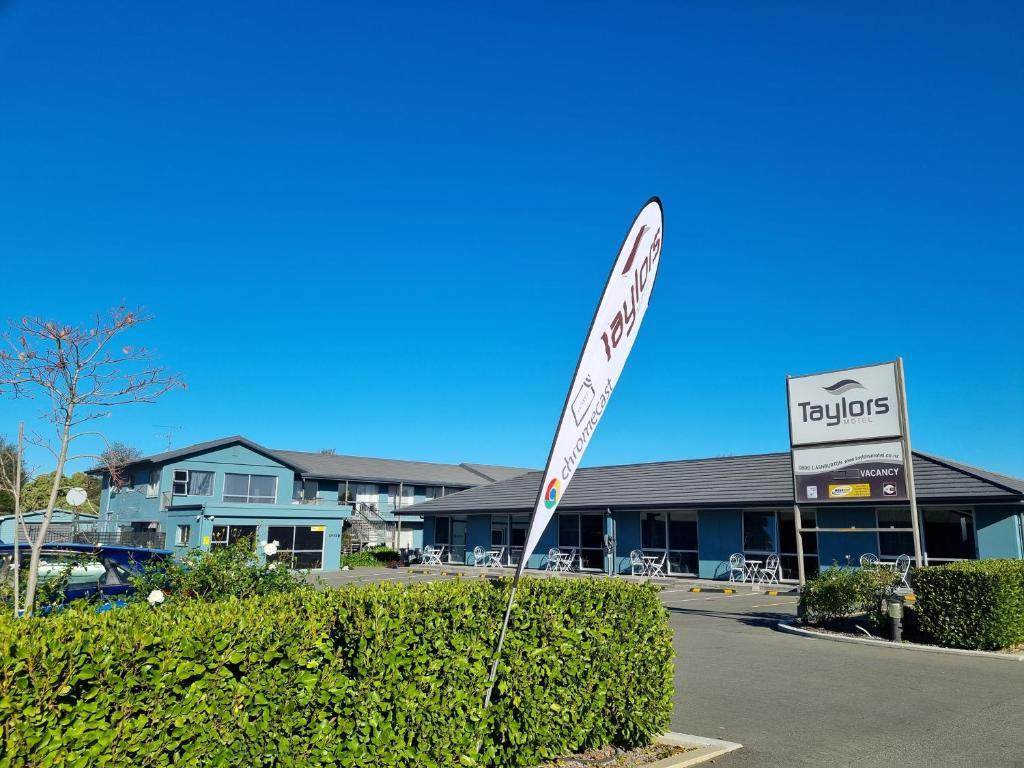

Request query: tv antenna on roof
[{"left": 154, "top": 425, "right": 182, "bottom": 451}]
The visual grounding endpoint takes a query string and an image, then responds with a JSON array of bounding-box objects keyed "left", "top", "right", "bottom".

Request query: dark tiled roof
[
  {"left": 272, "top": 450, "right": 530, "bottom": 487},
  {"left": 402, "top": 451, "right": 1024, "bottom": 515},
  {"left": 93, "top": 435, "right": 533, "bottom": 488}
]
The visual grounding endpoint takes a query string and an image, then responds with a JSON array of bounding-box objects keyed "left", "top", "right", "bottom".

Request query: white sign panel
[
  {"left": 792, "top": 440, "right": 908, "bottom": 503},
  {"left": 519, "top": 199, "right": 663, "bottom": 567},
  {"left": 787, "top": 362, "right": 902, "bottom": 446}
]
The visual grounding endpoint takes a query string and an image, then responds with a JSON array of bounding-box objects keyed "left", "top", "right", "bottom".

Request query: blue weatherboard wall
[
  {"left": 697, "top": 509, "right": 743, "bottom": 579},
  {"left": 975, "top": 506, "right": 1023, "bottom": 559},
  {"left": 466, "top": 515, "right": 491, "bottom": 564},
  {"left": 815, "top": 506, "right": 877, "bottom": 568},
  {"left": 613, "top": 511, "right": 643, "bottom": 574}
]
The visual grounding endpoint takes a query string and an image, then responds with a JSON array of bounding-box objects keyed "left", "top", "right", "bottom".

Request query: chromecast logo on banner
[{"left": 543, "top": 478, "right": 561, "bottom": 510}]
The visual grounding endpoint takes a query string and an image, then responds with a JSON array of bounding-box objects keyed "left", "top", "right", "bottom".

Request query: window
[
  {"left": 743, "top": 510, "right": 778, "bottom": 553},
  {"left": 642, "top": 511, "right": 699, "bottom": 575},
  {"left": 146, "top": 470, "right": 160, "bottom": 498},
  {"left": 125, "top": 471, "right": 135, "bottom": 490},
  {"left": 171, "top": 469, "right": 214, "bottom": 497},
  {"left": 779, "top": 508, "right": 819, "bottom": 580},
  {"left": 424, "top": 486, "right": 443, "bottom": 501},
  {"left": 558, "top": 513, "right": 604, "bottom": 570},
  {"left": 210, "top": 525, "right": 257, "bottom": 548},
  {"left": 175, "top": 524, "right": 191, "bottom": 546},
  {"left": 434, "top": 516, "right": 451, "bottom": 545},
  {"left": 267, "top": 525, "right": 325, "bottom": 569},
  {"left": 877, "top": 507, "right": 913, "bottom": 559},
  {"left": 923, "top": 508, "right": 976, "bottom": 562},
  {"left": 223, "top": 473, "right": 277, "bottom": 504},
  {"left": 641, "top": 512, "right": 668, "bottom": 550}
]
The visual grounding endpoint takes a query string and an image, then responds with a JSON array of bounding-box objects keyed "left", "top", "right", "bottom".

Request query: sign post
[
  {"left": 483, "top": 198, "right": 664, "bottom": 708},
  {"left": 787, "top": 359, "right": 922, "bottom": 586}
]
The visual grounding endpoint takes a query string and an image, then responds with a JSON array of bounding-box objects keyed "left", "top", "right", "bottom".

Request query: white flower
[
  {"left": 263, "top": 540, "right": 279, "bottom": 557},
  {"left": 268, "top": 562, "right": 279, "bottom": 570},
  {"left": 341, "top": 565, "right": 350, "bottom": 571},
  {"left": 147, "top": 589, "right": 165, "bottom": 606}
]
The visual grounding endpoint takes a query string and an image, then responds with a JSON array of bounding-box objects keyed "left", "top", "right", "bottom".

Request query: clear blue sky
[{"left": 1, "top": 2, "right": 1021, "bottom": 478}]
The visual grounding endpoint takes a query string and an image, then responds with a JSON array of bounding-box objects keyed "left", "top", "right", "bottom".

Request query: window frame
[
  {"left": 222, "top": 473, "right": 278, "bottom": 504},
  {"left": 174, "top": 524, "right": 191, "bottom": 547}
]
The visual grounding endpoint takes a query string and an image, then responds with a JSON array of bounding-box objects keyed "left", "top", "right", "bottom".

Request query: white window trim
[{"left": 172, "top": 468, "right": 214, "bottom": 497}]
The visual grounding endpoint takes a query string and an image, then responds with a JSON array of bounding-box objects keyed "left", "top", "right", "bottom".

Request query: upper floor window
[
  {"left": 172, "top": 469, "right": 214, "bottom": 496},
  {"left": 223, "top": 473, "right": 277, "bottom": 504},
  {"left": 146, "top": 470, "right": 160, "bottom": 498}
]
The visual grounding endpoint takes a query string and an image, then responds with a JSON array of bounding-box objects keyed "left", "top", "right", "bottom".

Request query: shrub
[
  {"left": 913, "top": 560, "right": 1024, "bottom": 650},
  {"left": 129, "top": 540, "right": 311, "bottom": 602},
  {"left": 0, "top": 577, "right": 673, "bottom": 767},
  {"left": 340, "top": 546, "right": 400, "bottom": 568},
  {"left": 799, "top": 565, "right": 901, "bottom": 627}
]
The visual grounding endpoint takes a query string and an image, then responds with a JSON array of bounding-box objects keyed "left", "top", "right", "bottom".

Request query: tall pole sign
[
  {"left": 786, "top": 359, "right": 922, "bottom": 585},
  {"left": 483, "top": 198, "right": 664, "bottom": 707}
]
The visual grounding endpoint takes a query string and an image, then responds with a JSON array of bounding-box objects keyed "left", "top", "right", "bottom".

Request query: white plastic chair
[
  {"left": 728, "top": 553, "right": 745, "bottom": 583},
  {"left": 860, "top": 553, "right": 879, "bottom": 569},
  {"left": 758, "top": 553, "right": 780, "bottom": 584},
  {"left": 895, "top": 554, "right": 912, "bottom": 589},
  {"left": 629, "top": 549, "right": 645, "bottom": 576},
  {"left": 472, "top": 546, "right": 486, "bottom": 567},
  {"left": 647, "top": 551, "right": 667, "bottom": 578},
  {"left": 487, "top": 547, "right": 505, "bottom": 568}
]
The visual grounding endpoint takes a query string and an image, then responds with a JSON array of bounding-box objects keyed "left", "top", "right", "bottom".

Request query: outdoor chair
[
  {"left": 895, "top": 554, "right": 912, "bottom": 589},
  {"left": 487, "top": 547, "right": 505, "bottom": 568},
  {"left": 859, "top": 553, "right": 879, "bottom": 569},
  {"left": 472, "top": 546, "right": 486, "bottom": 567},
  {"left": 546, "top": 548, "right": 561, "bottom": 572},
  {"left": 629, "top": 549, "right": 645, "bottom": 576},
  {"left": 422, "top": 546, "right": 443, "bottom": 566},
  {"left": 728, "top": 553, "right": 745, "bottom": 583},
  {"left": 758, "top": 553, "right": 781, "bottom": 584},
  {"left": 646, "top": 551, "right": 667, "bottom": 578}
]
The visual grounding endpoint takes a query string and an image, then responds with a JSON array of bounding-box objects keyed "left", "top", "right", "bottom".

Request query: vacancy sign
[
  {"left": 518, "top": 198, "right": 664, "bottom": 568},
  {"left": 793, "top": 440, "right": 908, "bottom": 503}
]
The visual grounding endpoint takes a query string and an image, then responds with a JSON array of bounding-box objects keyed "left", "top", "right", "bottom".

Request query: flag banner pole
[{"left": 483, "top": 198, "right": 664, "bottom": 708}]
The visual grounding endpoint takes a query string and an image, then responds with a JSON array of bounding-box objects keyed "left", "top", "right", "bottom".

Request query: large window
[
  {"left": 172, "top": 469, "right": 214, "bottom": 497},
  {"left": 923, "top": 508, "right": 976, "bottom": 562},
  {"left": 558, "top": 513, "right": 604, "bottom": 570},
  {"left": 743, "top": 510, "right": 777, "bottom": 554},
  {"left": 210, "top": 524, "right": 257, "bottom": 548},
  {"left": 223, "top": 473, "right": 277, "bottom": 504},
  {"left": 146, "top": 470, "right": 160, "bottom": 498},
  {"left": 876, "top": 507, "right": 914, "bottom": 559},
  {"left": 779, "top": 508, "right": 819, "bottom": 580},
  {"left": 267, "top": 525, "right": 325, "bottom": 569},
  {"left": 430, "top": 516, "right": 466, "bottom": 563},
  {"left": 641, "top": 511, "right": 699, "bottom": 575}
]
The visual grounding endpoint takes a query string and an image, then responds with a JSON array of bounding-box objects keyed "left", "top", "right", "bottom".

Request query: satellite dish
[{"left": 66, "top": 487, "right": 88, "bottom": 508}]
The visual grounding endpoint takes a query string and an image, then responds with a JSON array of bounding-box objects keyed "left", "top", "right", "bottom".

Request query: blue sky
[{"left": 1, "top": 2, "right": 1021, "bottom": 478}]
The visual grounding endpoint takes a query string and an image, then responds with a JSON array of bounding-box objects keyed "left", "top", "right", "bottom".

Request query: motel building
[{"left": 405, "top": 451, "right": 1024, "bottom": 580}]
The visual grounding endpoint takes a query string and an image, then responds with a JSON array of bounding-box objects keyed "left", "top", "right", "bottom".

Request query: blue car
[{"left": 0, "top": 542, "right": 172, "bottom": 603}]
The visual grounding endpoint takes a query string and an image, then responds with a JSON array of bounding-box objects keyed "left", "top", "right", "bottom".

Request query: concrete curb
[
  {"left": 777, "top": 621, "right": 1024, "bottom": 661},
  {"left": 652, "top": 732, "right": 743, "bottom": 766}
]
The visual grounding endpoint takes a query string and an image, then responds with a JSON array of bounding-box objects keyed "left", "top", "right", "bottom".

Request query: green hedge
[
  {"left": 913, "top": 560, "right": 1024, "bottom": 650},
  {"left": 340, "top": 546, "right": 401, "bottom": 568},
  {"left": 799, "top": 566, "right": 901, "bottom": 627},
  {"left": 0, "top": 578, "right": 673, "bottom": 767}
]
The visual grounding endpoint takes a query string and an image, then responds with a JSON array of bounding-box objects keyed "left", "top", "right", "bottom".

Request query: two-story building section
[{"left": 90, "top": 436, "right": 531, "bottom": 571}]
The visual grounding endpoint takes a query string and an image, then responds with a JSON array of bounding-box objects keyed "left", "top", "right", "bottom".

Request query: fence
[{"left": 19, "top": 524, "right": 165, "bottom": 550}]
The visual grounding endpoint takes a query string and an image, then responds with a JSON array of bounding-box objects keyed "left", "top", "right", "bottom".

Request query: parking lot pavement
[{"left": 316, "top": 570, "right": 1024, "bottom": 767}]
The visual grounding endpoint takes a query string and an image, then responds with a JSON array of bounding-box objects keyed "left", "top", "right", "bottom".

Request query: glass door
[
  {"left": 779, "top": 508, "right": 818, "bottom": 580},
  {"left": 742, "top": 510, "right": 778, "bottom": 577},
  {"left": 451, "top": 517, "right": 467, "bottom": 564},
  {"left": 579, "top": 514, "right": 604, "bottom": 570}
]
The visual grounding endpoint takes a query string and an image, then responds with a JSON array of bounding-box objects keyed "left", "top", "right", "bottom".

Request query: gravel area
[{"left": 537, "top": 743, "right": 691, "bottom": 767}]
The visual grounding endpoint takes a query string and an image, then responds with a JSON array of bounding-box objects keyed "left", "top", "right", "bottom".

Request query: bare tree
[
  {"left": 0, "top": 424, "right": 26, "bottom": 616},
  {"left": 0, "top": 307, "right": 184, "bottom": 614},
  {"left": 99, "top": 441, "right": 144, "bottom": 489}
]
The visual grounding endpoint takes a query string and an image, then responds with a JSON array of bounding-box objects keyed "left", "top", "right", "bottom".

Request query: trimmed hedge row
[
  {"left": 913, "top": 559, "right": 1024, "bottom": 650},
  {"left": 798, "top": 566, "right": 901, "bottom": 628},
  {"left": 0, "top": 578, "right": 673, "bottom": 767}
]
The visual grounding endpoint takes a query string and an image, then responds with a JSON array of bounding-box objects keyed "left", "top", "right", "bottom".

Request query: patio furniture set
[
  {"left": 859, "top": 552, "right": 912, "bottom": 589},
  {"left": 728, "top": 552, "right": 782, "bottom": 584}
]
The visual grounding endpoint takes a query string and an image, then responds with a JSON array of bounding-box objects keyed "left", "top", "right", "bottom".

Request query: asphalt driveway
[{"left": 318, "top": 569, "right": 1024, "bottom": 767}]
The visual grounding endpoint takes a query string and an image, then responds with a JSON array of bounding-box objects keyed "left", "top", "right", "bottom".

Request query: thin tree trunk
[
  {"left": 23, "top": 411, "right": 73, "bottom": 614},
  {"left": 12, "top": 423, "right": 23, "bottom": 617}
]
